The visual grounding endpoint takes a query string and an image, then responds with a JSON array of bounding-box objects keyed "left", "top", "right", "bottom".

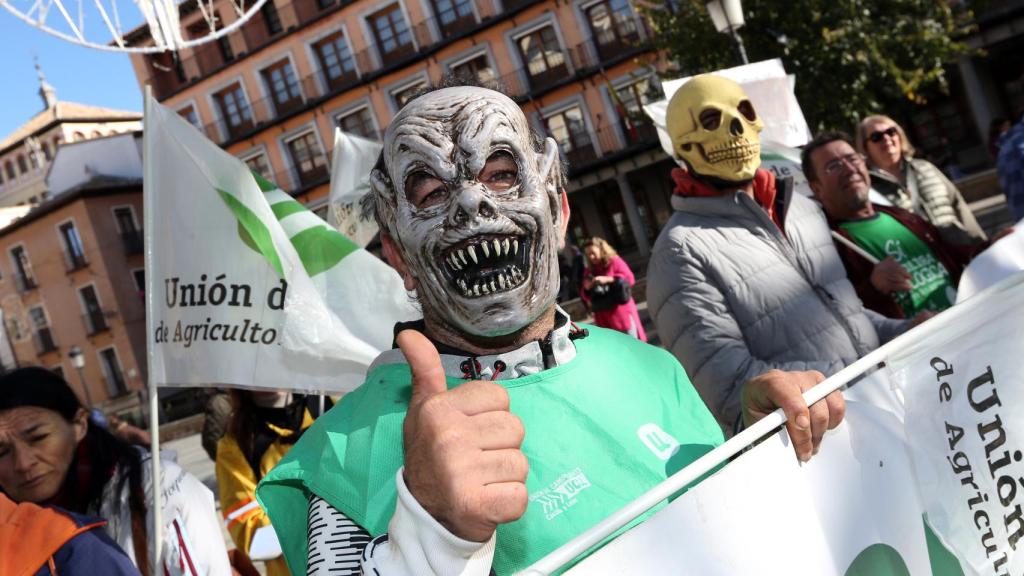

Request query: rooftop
[{"left": 0, "top": 101, "right": 142, "bottom": 153}]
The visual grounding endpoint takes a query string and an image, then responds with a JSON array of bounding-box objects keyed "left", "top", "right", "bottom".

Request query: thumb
[{"left": 398, "top": 329, "right": 447, "bottom": 402}]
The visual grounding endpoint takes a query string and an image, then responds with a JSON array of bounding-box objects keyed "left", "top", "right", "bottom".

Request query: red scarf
[{"left": 671, "top": 167, "right": 783, "bottom": 230}]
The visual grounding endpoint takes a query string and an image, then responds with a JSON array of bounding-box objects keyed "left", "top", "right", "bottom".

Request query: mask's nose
[
  {"left": 730, "top": 117, "right": 744, "bottom": 136},
  {"left": 448, "top": 184, "right": 497, "bottom": 226}
]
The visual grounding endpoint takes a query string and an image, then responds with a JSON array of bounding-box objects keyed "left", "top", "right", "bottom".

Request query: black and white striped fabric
[{"left": 307, "top": 495, "right": 375, "bottom": 575}]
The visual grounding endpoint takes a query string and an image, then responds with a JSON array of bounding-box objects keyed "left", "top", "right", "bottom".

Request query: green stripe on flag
[
  {"left": 217, "top": 188, "right": 285, "bottom": 277},
  {"left": 253, "top": 172, "right": 280, "bottom": 193},
  {"left": 271, "top": 199, "right": 307, "bottom": 220},
  {"left": 289, "top": 226, "right": 358, "bottom": 276}
]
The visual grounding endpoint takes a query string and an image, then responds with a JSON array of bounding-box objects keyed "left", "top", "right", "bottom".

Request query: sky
[{"left": 0, "top": 9, "right": 145, "bottom": 139}]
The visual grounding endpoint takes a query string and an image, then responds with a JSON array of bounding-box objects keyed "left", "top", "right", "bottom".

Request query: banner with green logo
[{"left": 144, "top": 96, "right": 419, "bottom": 392}]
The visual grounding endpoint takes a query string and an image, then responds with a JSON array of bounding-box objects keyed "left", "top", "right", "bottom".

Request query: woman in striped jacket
[{"left": 856, "top": 114, "right": 987, "bottom": 247}]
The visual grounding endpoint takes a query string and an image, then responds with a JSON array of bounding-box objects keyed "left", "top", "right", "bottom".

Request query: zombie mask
[
  {"left": 372, "top": 87, "right": 565, "bottom": 338},
  {"left": 666, "top": 75, "right": 764, "bottom": 182}
]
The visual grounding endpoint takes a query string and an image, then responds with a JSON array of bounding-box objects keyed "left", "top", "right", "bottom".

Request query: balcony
[
  {"left": 33, "top": 329, "right": 57, "bottom": 355},
  {"left": 65, "top": 252, "right": 89, "bottom": 273},
  {"left": 122, "top": 230, "right": 144, "bottom": 256},
  {"left": 15, "top": 274, "right": 38, "bottom": 294},
  {"left": 149, "top": 0, "right": 498, "bottom": 101},
  {"left": 559, "top": 120, "right": 660, "bottom": 175},
  {"left": 83, "top": 309, "right": 111, "bottom": 336},
  {"left": 591, "top": 20, "right": 645, "bottom": 62}
]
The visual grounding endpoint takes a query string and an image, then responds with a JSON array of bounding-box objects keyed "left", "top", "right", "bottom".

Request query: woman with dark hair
[
  {"left": 856, "top": 114, "right": 987, "bottom": 246},
  {"left": 215, "top": 391, "right": 323, "bottom": 576},
  {"left": 0, "top": 367, "right": 230, "bottom": 575}
]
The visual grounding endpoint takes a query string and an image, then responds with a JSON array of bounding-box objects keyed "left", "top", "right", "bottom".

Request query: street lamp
[
  {"left": 706, "top": 0, "right": 749, "bottom": 65},
  {"left": 68, "top": 345, "right": 93, "bottom": 408}
]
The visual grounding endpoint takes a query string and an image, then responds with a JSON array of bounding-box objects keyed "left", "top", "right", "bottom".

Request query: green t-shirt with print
[
  {"left": 839, "top": 212, "right": 956, "bottom": 316},
  {"left": 257, "top": 325, "right": 724, "bottom": 576}
]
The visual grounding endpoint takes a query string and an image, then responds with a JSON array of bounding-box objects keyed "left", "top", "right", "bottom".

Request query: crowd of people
[{"left": 0, "top": 75, "right": 1018, "bottom": 576}]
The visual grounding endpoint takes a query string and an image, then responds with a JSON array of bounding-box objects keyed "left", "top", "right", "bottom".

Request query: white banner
[
  {"left": 327, "top": 129, "right": 382, "bottom": 248},
  {"left": 530, "top": 274, "right": 1024, "bottom": 576},
  {"left": 144, "top": 97, "right": 419, "bottom": 392},
  {"left": 956, "top": 219, "right": 1024, "bottom": 303}
]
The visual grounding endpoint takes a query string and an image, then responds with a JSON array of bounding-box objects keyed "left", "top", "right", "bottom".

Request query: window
[
  {"left": 286, "top": 131, "right": 328, "bottom": 186},
  {"left": 392, "top": 80, "right": 428, "bottom": 109},
  {"left": 41, "top": 141, "right": 52, "bottom": 161},
  {"left": 59, "top": 221, "right": 88, "bottom": 271},
  {"left": 80, "top": 284, "right": 109, "bottom": 335},
  {"left": 544, "top": 105, "right": 596, "bottom": 166},
  {"left": 99, "top": 347, "right": 128, "bottom": 397},
  {"left": 213, "top": 82, "right": 254, "bottom": 138},
  {"left": 9, "top": 246, "right": 37, "bottom": 292},
  {"left": 242, "top": 153, "right": 274, "bottom": 180},
  {"left": 262, "top": 59, "right": 303, "bottom": 116},
  {"left": 4, "top": 162, "right": 13, "bottom": 180},
  {"left": 29, "top": 307, "right": 56, "bottom": 355},
  {"left": 178, "top": 105, "right": 202, "bottom": 129},
  {"left": 336, "top": 106, "right": 377, "bottom": 140},
  {"left": 17, "top": 155, "right": 28, "bottom": 175},
  {"left": 368, "top": 4, "right": 414, "bottom": 66},
  {"left": 516, "top": 26, "right": 567, "bottom": 88},
  {"left": 585, "top": 0, "right": 640, "bottom": 61},
  {"left": 314, "top": 32, "right": 358, "bottom": 91},
  {"left": 4, "top": 312, "right": 23, "bottom": 341},
  {"left": 614, "top": 77, "right": 660, "bottom": 144},
  {"left": 262, "top": 1, "right": 283, "bottom": 35},
  {"left": 450, "top": 53, "right": 496, "bottom": 85},
  {"left": 432, "top": 0, "right": 475, "bottom": 36},
  {"left": 113, "top": 207, "right": 143, "bottom": 255}
]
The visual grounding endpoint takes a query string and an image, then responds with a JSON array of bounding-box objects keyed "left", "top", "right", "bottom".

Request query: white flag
[
  {"left": 327, "top": 129, "right": 382, "bottom": 248},
  {"left": 144, "top": 96, "right": 419, "bottom": 392}
]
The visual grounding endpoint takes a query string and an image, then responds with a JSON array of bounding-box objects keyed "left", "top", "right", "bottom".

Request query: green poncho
[{"left": 257, "top": 326, "right": 723, "bottom": 575}]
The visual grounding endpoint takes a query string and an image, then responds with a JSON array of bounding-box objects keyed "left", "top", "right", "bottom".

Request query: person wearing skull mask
[
  {"left": 647, "top": 75, "right": 909, "bottom": 434},
  {"left": 258, "top": 85, "right": 845, "bottom": 576}
]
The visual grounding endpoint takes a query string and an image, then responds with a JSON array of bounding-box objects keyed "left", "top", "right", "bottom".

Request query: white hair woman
[{"left": 856, "top": 114, "right": 987, "bottom": 246}]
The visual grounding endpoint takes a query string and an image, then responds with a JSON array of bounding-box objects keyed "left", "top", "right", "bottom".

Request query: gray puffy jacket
[{"left": 647, "top": 181, "right": 908, "bottom": 431}]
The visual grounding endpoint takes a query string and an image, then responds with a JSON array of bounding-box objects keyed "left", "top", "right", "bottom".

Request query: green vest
[{"left": 257, "top": 326, "right": 723, "bottom": 575}]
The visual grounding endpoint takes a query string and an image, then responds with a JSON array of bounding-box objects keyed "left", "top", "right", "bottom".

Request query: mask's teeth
[
  {"left": 459, "top": 279, "right": 468, "bottom": 293},
  {"left": 469, "top": 246, "right": 478, "bottom": 264},
  {"left": 459, "top": 250, "right": 467, "bottom": 266},
  {"left": 473, "top": 283, "right": 481, "bottom": 296},
  {"left": 498, "top": 273, "right": 506, "bottom": 289},
  {"left": 493, "top": 239, "right": 502, "bottom": 257},
  {"left": 513, "top": 239, "right": 519, "bottom": 256},
  {"left": 490, "top": 278, "right": 497, "bottom": 292},
  {"left": 481, "top": 282, "right": 490, "bottom": 295},
  {"left": 450, "top": 254, "right": 460, "bottom": 270},
  {"left": 481, "top": 241, "right": 489, "bottom": 258},
  {"left": 503, "top": 238, "right": 510, "bottom": 257}
]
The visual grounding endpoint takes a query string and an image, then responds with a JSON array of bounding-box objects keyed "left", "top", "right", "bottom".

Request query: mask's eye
[
  {"left": 479, "top": 151, "right": 519, "bottom": 192},
  {"left": 738, "top": 100, "right": 757, "bottom": 122},
  {"left": 699, "top": 108, "right": 722, "bottom": 130},
  {"left": 405, "top": 171, "right": 448, "bottom": 209}
]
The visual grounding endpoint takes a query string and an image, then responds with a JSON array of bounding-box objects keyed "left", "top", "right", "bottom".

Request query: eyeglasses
[
  {"left": 868, "top": 126, "right": 899, "bottom": 144},
  {"left": 823, "top": 153, "right": 865, "bottom": 176}
]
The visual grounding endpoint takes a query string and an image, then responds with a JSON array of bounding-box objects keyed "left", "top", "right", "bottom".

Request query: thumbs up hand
[{"left": 398, "top": 330, "right": 529, "bottom": 542}]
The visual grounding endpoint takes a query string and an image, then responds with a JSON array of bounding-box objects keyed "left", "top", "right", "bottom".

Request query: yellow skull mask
[{"left": 666, "top": 75, "right": 764, "bottom": 182}]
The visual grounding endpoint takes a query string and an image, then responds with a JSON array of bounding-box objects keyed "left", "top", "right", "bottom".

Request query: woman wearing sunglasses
[{"left": 856, "top": 114, "right": 987, "bottom": 246}]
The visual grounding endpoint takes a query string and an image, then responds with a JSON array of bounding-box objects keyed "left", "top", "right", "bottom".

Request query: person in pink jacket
[{"left": 581, "top": 237, "right": 647, "bottom": 341}]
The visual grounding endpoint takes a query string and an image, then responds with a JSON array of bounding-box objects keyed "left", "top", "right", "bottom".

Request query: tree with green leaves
[{"left": 643, "top": 0, "right": 974, "bottom": 132}]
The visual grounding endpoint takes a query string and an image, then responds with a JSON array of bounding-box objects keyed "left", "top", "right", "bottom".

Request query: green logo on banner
[{"left": 218, "top": 172, "right": 359, "bottom": 278}]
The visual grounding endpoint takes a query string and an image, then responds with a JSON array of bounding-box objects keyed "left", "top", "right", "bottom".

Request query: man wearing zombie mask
[
  {"left": 258, "top": 86, "right": 845, "bottom": 576},
  {"left": 647, "top": 75, "right": 910, "bottom": 434}
]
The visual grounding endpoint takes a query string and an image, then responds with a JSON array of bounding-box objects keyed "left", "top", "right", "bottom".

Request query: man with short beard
[
  {"left": 258, "top": 86, "right": 844, "bottom": 576},
  {"left": 647, "top": 76, "right": 908, "bottom": 435},
  {"left": 802, "top": 132, "right": 972, "bottom": 320}
]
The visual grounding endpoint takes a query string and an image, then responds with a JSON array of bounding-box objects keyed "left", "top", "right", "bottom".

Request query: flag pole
[
  {"left": 830, "top": 231, "right": 880, "bottom": 265},
  {"left": 143, "top": 86, "right": 163, "bottom": 576}
]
